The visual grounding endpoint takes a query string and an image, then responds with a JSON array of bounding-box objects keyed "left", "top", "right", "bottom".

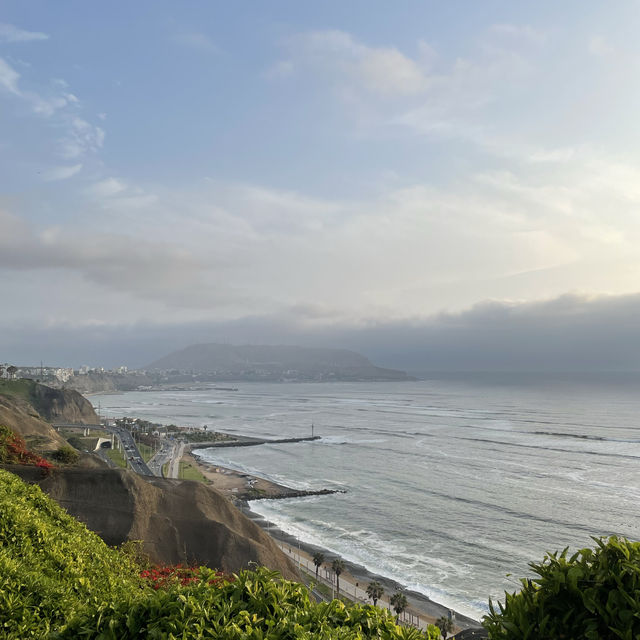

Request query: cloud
[
  {"left": 0, "top": 57, "right": 70, "bottom": 115},
  {"left": 279, "top": 30, "right": 430, "bottom": 97},
  {"left": 85, "top": 177, "right": 127, "bottom": 198},
  {"left": 0, "top": 57, "right": 20, "bottom": 94},
  {"left": 0, "top": 23, "right": 49, "bottom": 43},
  {"left": 59, "top": 117, "right": 105, "bottom": 158},
  {"left": 42, "top": 163, "right": 83, "bottom": 181},
  {"left": 588, "top": 35, "right": 615, "bottom": 57},
  {"left": 3, "top": 292, "right": 640, "bottom": 371},
  {"left": 488, "top": 24, "right": 547, "bottom": 46},
  {"left": 0, "top": 209, "right": 207, "bottom": 306},
  {"left": 171, "top": 32, "right": 217, "bottom": 53}
]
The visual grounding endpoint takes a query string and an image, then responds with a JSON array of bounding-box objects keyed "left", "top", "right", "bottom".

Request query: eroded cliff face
[
  {"left": 8, "top": 466, "right": 298, "bottom": 580},
  {"left": 0, "top": 395, "right": 68, "bottom": 452},
  {"left": 28, "top": 382, "right": 100, "bottom": 425}
]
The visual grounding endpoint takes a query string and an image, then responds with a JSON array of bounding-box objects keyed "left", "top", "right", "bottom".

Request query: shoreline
[{"left": 185, "top": 450, "right": 483, "bottom": 633}]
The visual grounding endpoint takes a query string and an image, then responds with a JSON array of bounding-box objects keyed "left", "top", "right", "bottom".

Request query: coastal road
[
  {"left": 147, "top": 440, "right": 175, "bottom": 476},
  {"left": 104, "top": 425, "right": 155, "bottom": 476},
  {"left": 52, "top": 422, "right": 154, "bottom": 476},
  {"left": 166, "top": 441, "right": 185, "bottom": 479}
]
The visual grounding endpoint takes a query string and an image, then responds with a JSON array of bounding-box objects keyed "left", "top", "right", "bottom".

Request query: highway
[
  {"left": 105, "top": 425, "right": 154, "bottom": 476},
  {"left": 53, "top": 422, "right": 185, "bottom": 479},
  {"left": 146, "top": 439, "right": 176, "bottom": 477}
]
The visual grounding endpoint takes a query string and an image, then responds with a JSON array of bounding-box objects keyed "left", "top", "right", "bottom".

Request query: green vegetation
[
  {"left": 367, "top": 580, "right": 384, "bottom": 607},
  {"left": 52, "top": 445, "right": 80, "bottom": 465},
  {"left": 436, "top": 615, "right": 454, "bottom": 639},
  {"left": 332, "top": 558, "right": 345, "bottom": 594},
  {"left": 0, "top": 378, "right": 35, "bottom": 402},
  {"left": 0, "top": 424, "right": 53, "bottom": 471},
  {"left": 390, "top": 591, "right": 408, "bottom": 622},
  {"left": 0, "top": 468, "right": 433, "bottom": 639},
  {"left": 178, "top": 460, "right": 209, "bottom": 483},
  {"left": 0, "top": 469, "right": 141, "bottom": 639},
  {"left": 162, "top": 460, "right": 170, "bottom": 477},
  {"left": 137, "top": 441, "right": 154, "bottom": 462},
  {"left": 313, "top": 551, "right": 325, "bottom": 579},
  {"left": 483, "top": 536, "right": 640, "bottom": 639},
  {"left": 105, "top": 445, "right": 127, "bottom": 468},
  {"left": 180, "top": 430, "right": 233, "bottom": 443}
]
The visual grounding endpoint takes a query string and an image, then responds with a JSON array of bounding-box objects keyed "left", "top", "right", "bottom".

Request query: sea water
[{"left": 95, "top": 373, "right": 640, "bottom": 620}]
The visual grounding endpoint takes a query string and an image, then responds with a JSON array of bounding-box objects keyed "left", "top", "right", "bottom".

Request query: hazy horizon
[{"left": 3, "top": 2, "right": 640, "bottom": 371}]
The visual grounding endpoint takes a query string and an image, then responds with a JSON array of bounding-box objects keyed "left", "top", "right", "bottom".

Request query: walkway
[{"left": 277, "top": 542, "right": 427, "bottom": 631}]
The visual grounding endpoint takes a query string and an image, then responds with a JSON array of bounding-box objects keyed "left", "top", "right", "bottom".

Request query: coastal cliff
[
  {"left": 0, "top": 394, "right": 68, "bottom": 453},
  {"left": 0, "top": 378, "right": 99, "bottom": 426},
  {"left": 0, "top": 380, "right": 297, "bottom": 580}
]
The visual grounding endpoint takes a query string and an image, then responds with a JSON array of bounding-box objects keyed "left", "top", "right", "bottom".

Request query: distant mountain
[{"left": 145, "top": 343, "right": 411, "bottom": 382}]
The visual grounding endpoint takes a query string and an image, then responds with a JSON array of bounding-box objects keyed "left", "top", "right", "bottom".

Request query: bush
[
  {"left": 0, "top": 424, "right": 53, "bottom": 471},
  {"left": 60, "top": 566, "right": 428, "bottom": 639},
  {"left": 0, "top": 469, "right": 142, "bottom": 639},
  {"left": 52, "top": 445, "right": 80, "bottom": 465},
  {"left": 66, "top": 436, "right": 85, "bottom": 450},
  {"left": 483, "top": 536, "right": 640, "bottom": 640}
]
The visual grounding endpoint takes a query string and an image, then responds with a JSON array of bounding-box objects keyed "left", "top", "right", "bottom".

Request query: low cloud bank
[{"left": 3, "top": 292, "right": 640, "bottom": 372}]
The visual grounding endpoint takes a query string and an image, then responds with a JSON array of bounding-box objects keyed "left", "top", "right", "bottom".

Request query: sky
[{"left": 2, "top": 1, "right": 640, "bottom": 370}]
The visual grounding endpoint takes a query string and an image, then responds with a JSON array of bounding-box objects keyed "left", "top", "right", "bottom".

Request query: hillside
[
  {"left": 146, "top": 343, "right": 411, "bottom": 381},
  {"left": 0, "top": 468, "right": 434, "bottom": 639},
  {"left": 10, "top": 464, "right": 298, "bottom": 579},
  {"left": 0, "top": 378, "right": 99, "bottom": 425},
  {"left": 0, "top": 380, "right": 298, "bottom": 581},
  {"left": 0, "top": 392, "right": 68, "bottom": 454}
]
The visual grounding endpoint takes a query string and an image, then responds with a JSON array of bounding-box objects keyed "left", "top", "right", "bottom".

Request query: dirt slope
[
  {"left": 8, "top": 466, "right": 297, "bottom": 579},
  {"left": 0, "top": 395, "right": 67, "bottom": 452}
]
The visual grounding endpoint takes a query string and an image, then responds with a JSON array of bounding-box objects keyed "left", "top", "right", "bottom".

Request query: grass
[
  {"left": 137, "top": 442, "right": 154, "bottom": 462},
  {"left": 105, "top": 446, "right": 127, "bottom": 469},
  {"left": 162, "top": 461, "right": 170, "bottom": 477},
  {"left": 178, "top": 461, "right": 210, "bottom": 483},
  {"left": 60, "top": 429, "right": 104, "bottom": 439},
  {"left": 0, "top": 378, "right": 35, "bottom": 401}
]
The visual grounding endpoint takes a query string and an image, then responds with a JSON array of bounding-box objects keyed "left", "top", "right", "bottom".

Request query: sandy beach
[{"left": 184, "top": 451, "right": 483, "bottom": 635}]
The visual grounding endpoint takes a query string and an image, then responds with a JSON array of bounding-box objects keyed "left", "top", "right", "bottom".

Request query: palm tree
[
  {"left": 366, "top": 580, "right": 384, "bottom": 607},
  {"left": 313, "top": 551, "right": 324, "bottom": 579},
  {"left": 331, "top": 558, "right": 345, "bottom": 594},
  {"left": 435, "top": 615, "right": 454, "bottom": 639},
  {"left": 390, "top": 591, "right": 408, "bottom": 623}
]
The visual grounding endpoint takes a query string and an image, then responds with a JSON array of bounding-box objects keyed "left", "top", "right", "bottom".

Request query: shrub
[
  {"left": 52, "top": 445, "right": 80, "bottom": 465},
  {"left": 483, "top": 536, "right": 640, "bottom": 640},
  {"left": 0, "top": 469, "right": 143, "bottom": 639},
  {"left": 0, "top": 424, "right": 54, "bottom": 472}
]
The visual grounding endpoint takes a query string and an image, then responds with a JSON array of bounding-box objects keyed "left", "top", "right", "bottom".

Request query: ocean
[{"left": 94, "top": 373, "right": 640, "bottom": 620}]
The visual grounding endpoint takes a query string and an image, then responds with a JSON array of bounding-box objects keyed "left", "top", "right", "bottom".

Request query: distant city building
[{"left": 54, "top": 368, "right": 74, "bottom": 383}]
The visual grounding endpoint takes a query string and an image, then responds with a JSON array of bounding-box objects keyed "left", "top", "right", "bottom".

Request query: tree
[
  {"left": 366, "top": 580, "right": 384, "bottom": 607},
  {"left": 312, "top": 552, "right": 324, "bottom": 579},
  {"left": 390, "top": 591, "right": 408, "bottom": 623},
  {"left": 331, "top": 558, "right": 345, "bottom": 594},
  {"left": 6, "top": 365, "right": 17, "bottom": 379},
  {"left": 435, "top": 615, "right": 454, "bottom": 639}
]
